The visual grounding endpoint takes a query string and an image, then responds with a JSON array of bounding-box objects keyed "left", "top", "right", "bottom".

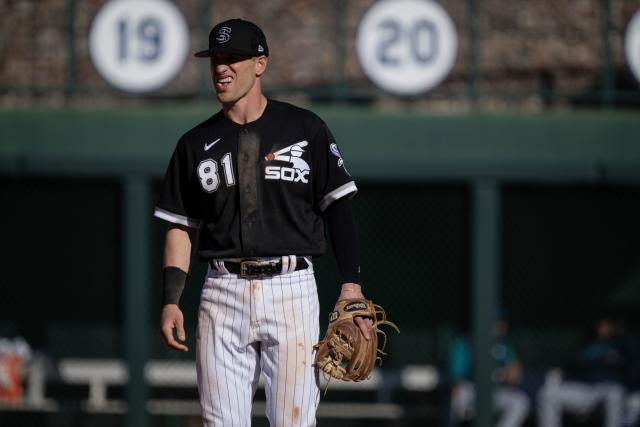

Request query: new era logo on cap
[{"left": 194, "top": 18, "right": 269, "bottom": 58}]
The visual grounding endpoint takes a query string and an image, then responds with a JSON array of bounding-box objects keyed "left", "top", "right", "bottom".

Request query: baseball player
[
  {"left": 537, "top": 314, "right": 631, "bottom": 427},
  {"left": 155, "top": 19, "right": 372, "bottom": 427},
  {"left": 447, "top": 317, "right": 530, "bottom": 427}
]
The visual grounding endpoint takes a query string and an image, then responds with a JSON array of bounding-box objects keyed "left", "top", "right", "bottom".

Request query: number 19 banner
[
  {"left": 89, "top": 0, "right": 189, "bottom": 93},
  {"left": 356, "top": 0, "right": 458, "bottom": 96}
]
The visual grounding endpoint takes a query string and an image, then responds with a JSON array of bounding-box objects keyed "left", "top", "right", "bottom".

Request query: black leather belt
[{"left": 209, "top": 257, "right": 309, "bottom": 279}]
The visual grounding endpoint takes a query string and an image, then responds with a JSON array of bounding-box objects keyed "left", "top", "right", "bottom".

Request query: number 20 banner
[
  {"left": 90, "top": 0, "right": 189, "bottom": 93},
  {"left": 627, "top": 9, "right": 640, "bottom": 84},
  {"left": 357, "top": 0, "right": 458, "bottom": 96}
]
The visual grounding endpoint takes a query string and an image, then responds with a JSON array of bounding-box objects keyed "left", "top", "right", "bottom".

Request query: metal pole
[
  {"left": 600, "top": 0, "right": 614, "bottom": 107},
  {"left": 466, "top": 0, "right": 479, "bottom": 107},
  {"left": 332, "top": 0, "right": 348, "bottom": 103},
  {"left": 65, "top": 0, "right": 77, "bottom": 104},
  {"left": 123, "top": 175, "right": 151, "bottom": 427},
  {"left": 198, "top": 0, "right": 213, "bottom": 98},
  {"left": 471, "top": 179, "right": 500, "bottom": 427}
]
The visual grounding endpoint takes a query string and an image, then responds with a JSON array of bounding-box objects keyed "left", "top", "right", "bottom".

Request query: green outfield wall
[{"left": 1, "top": 107, "right": 640, "bottom": 178}]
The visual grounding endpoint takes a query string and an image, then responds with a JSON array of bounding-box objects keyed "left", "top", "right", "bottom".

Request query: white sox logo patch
[
  {"left": 216, "top": 27, "right": 231, "bottom": 43},
  {"left": 330, "top": 142, "right": 350, "bottom": 175},
  {"left": 265, "top": 141, "right": 310, "bottom": 184},
  {"left": 330, "top": 143, "right": 344, "bottom": 167}
]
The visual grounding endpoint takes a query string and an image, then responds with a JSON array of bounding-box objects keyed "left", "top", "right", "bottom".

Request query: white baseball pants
[
  {"left": 196, "top": 259, "right": 320, "bottom": 427},
  {"left": 451, "top": 382, "right": 530, "bottom": 427},
  {"left": 538, "top": 381, "right": 625, "bottom": 427}
]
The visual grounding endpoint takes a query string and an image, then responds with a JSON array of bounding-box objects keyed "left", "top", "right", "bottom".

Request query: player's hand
[
  {"left": 161, "top": 304, "right": 189, "bottom": 352},
  {"left": 337, "top": 283, "right": 374, "bottom": 341}
]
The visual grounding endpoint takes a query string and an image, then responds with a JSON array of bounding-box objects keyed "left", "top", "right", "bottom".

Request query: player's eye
[
  {"left": 229, "top": 54, "right": 250, "bottom": 63},
  {"left": 211, "top": 54, "right": 250, "bottom": 65}
]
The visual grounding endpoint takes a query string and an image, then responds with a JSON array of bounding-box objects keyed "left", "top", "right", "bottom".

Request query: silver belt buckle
[{"left": 239, "top": 260, "right": 261, "bottom": 279}]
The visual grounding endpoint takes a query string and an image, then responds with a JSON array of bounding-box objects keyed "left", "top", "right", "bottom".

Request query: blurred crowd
[
  {"left": 442, "top": 310, "right": 640, "bottom": 427},
  {"left": 1, "top": 0, "right": 639, "bottom": 110}
]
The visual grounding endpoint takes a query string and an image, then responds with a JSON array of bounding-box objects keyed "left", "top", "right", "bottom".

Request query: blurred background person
[
  {"left": 447, "top": 313, "right": 530, "bottom": 427},
  {"left": 537, "top": 310, "right": 632, "bottom": 427},
  {"left": 0, "top": 337, "right": 32, "bottom": 404},
  {"left": 622, "top": 315, "right": 640, "bottom": 427}
]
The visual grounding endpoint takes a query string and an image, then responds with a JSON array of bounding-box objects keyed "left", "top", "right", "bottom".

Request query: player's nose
[{"left": 211, "top": 62, "right": 230, "bottom": 74}]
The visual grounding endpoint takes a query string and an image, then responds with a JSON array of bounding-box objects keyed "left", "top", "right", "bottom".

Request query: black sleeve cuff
[{"left": 325, "top": 197, "right": 361, "bottom": 285}]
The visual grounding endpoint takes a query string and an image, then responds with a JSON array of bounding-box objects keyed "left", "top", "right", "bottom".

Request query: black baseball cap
[{"left": 194, "top": 19, "right": 269, "bottom": 58}]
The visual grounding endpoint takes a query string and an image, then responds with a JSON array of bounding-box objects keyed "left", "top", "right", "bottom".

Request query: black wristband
[{"left": 162, "top": 266, "right": 187, "bottom": 306}]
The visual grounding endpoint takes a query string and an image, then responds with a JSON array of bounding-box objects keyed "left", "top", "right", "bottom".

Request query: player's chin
[{"left": 215, "top": 91, "right": 236, "bottom": 104}]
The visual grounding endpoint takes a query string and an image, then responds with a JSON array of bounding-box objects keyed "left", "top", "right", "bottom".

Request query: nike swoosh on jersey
[{"left": 204, "top": 138, "right": 222, "bottom": 151}]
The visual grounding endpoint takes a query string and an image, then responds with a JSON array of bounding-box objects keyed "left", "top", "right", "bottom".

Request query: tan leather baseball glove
[{"left": 313, "top": 298, "right": 399, "bottom": 385}]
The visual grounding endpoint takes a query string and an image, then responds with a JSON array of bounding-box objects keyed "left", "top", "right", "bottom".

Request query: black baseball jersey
[{"left": 154, "top": 99, "right": 357, "bottom": 259}]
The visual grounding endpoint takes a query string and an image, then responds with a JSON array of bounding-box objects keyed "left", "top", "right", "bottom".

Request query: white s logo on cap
[{"left": 216, "top": 27, "right": 231, "bottom": 43}]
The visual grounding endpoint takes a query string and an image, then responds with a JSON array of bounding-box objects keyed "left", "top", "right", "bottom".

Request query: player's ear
[{"left": 255, "top": 56, "right": 268, "bottom": 77}]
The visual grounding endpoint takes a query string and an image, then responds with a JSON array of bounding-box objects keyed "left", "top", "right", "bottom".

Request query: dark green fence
[{"left": 1, "top": 109, "right": 640, "bottom": 427}]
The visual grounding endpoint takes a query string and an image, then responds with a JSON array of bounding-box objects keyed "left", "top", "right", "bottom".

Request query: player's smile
[{"left": 214, "top": 75, "right": 233, "bottom": 92}]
